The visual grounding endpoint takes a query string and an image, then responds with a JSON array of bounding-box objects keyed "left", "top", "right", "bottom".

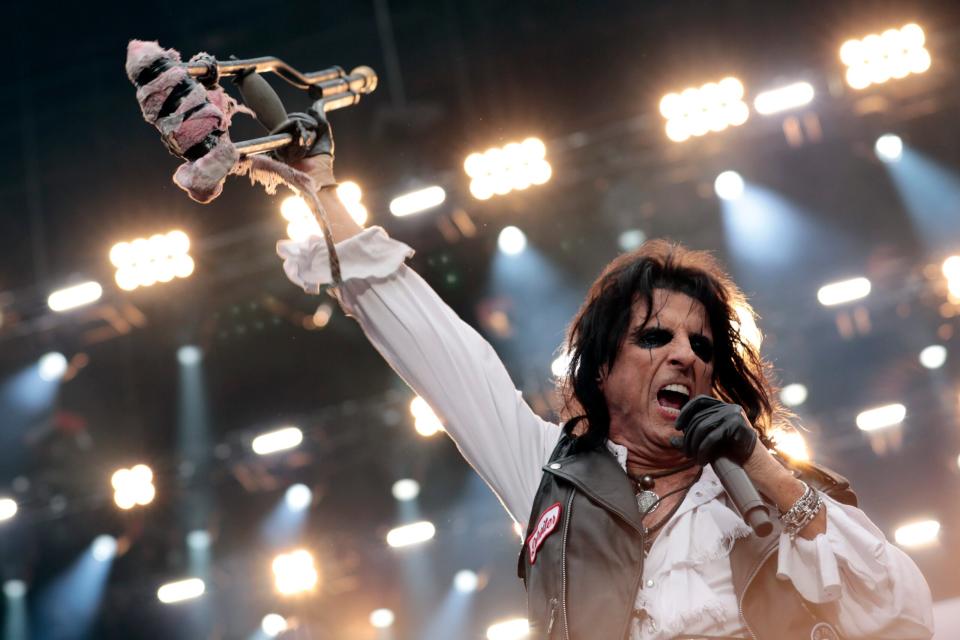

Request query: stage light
[
  {"left": 252, "top": 426, "right": 303, "bottom": 455},
  {"left": 111, "top": 230, "right": 194, "bottom": 291},
  {"left": 840, "top": 24, "right": 930, "bottom": 90},
  {"left": 312, "top": 303, "right": 333, "bottom": 328},
  {"left": 285, "top": 484, "right": 313, "bottom": 511},
  {"left": 111, "top": 464, "right": 156, "bottom": 510},
  {"left": 714, "top": 171, "right": 744, "bottom": 201},
  {"left": 753, "top": 81, "right": 815, "bottom": 115},
  {"left": 919, "top": 345, "right": 947, "bottom": 369},
  {"left": 281, "top": 183, "right": 367, "bottom": 241},
  {"left": 817, "top": 277, "right": 871, "bottom": 306},
  {"left": 454, "top": 570, "right": 479, "bottom": 593},
  {"left": 0, "top": 497, "right": 17, "bottom": 522},
  {"left": 875, "top": 134, "right": 903, "bottom": 162},
  {"left": 486, "top": 617, "right": 530, "bottom": 640},
  {"left": 390, "top": 186, "right": 446, "bottom": 217},
  {"left": 498, "top": 226, "right": 527, "bottom": 255},
  {"left": 943, "top": 256, "right": 960, "bottom": 280},
  {"left": 261, "top": 613, "right": 289, "bottom": 637},
  {"left": 410, "top": 396, "right": 443, "bottom": 437},
  {"left": 391, "top": 479, "right": 420, "bottom": 502},
  {"left": 157, "top": 578, "right": 205, "bottom": 604},
  {"left": 38, "top": 352, "right": 68, "bottom": 381},
  {"left": 91, "top": 535, "right": 117, "bottom": 562},
  {"left": 779, "top": 383, "right": 808, "bottom": 408},
  {"left": 386, "top": 521, "right": 436, "bottom": 548},
  {"left": 271, "top": 549, "right": 318, "bottom": 596},
  {"left": 856, "top": 403, "right": 906, "bottom": 432},
  {"left": 550, "top": 351, "right": 571, "bottom": 378},
  {"left": 48, "top": 281, "right": 103, "bottom": 312},
  {"left": 465, "top": 138, "right": 552, "bottom": 200},
  {"left": 186, "top": 530, "right": 211, "bottom": 550},
  {"left": 177, "top": 345, "right": 202, "bottom": 366},
  {"left": 370, "top": 608, "right": 395, "bottom": 629},
  {"left": 617, "top": 229, "right": 646, "bottom": 252},
  {"left": 894, "top": 519, "right": 940, "bottom": 548},
  {"left": 770, "top": 429, "right": 810, "bottom": 462},
  {"left": 4, "top": 580, "right": 26, "bottom": 599},
  {"left": 659, "top": 76, "right": 749, "bottom": 142},
  {"left": 732, "top": 302, "right": 762, "bottom": 351}
]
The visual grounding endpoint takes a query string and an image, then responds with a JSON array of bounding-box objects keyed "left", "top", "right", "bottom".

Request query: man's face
[{"left": 602, "top": 288, "right": 716, "bottom": 451}]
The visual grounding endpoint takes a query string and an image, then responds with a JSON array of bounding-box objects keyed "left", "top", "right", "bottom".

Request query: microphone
[{"left": 712, "top": 456, "right": 773, "bottom": 537}]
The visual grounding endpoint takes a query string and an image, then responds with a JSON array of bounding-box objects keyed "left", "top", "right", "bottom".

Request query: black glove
[
  {"left": 270, "top": 107, "right": 334, "bottom": 164},
  {"left": 673, "top": 395, "right": 757, "bottom": 466}
]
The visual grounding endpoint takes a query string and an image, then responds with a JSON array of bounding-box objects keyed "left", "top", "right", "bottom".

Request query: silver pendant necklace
[
  {"left": 636, "top": 489, "right": 660, "bottom": 514},
  {"left": 629, "top": 462, "right": 696, "bottom": 516}
]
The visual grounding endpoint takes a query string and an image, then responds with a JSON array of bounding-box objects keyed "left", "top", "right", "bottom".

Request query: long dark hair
[{"left": 561, "top": 239, "right": 784, "bottom": 451}]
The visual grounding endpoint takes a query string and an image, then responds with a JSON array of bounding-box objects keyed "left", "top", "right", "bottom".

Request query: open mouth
[{"left": 656, "top": 383, "right": 691, "bottom": 417}]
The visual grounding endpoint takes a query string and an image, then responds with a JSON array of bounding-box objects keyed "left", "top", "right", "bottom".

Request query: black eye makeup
[{"left": 630, "top": 327, "right": 714, "bottom": 363}]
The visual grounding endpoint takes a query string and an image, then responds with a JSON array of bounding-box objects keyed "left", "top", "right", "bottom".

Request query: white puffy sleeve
[
  {"left": 776, "top": 493, "right": 934, "bottom": 639},
  {"left": 277, "top": 227, "right": 562, "bottom": 524}
]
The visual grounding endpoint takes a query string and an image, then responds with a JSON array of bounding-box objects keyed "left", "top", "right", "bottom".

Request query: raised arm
[{"left": 276, "top": 157, "right": 561, "bottom": 525}]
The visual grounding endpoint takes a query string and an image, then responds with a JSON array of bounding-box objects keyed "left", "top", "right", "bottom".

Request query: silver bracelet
[{"left": 779, "top": 482, "right": 823, "bottom": 540}]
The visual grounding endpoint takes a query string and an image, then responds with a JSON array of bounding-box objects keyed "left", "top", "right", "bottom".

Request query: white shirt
[{"left": 278, "top": 227, "right": 934, "bottom": 639}]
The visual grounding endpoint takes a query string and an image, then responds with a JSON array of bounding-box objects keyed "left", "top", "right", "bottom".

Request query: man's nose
[{"left": 667, "top": 340, "right": 697, "bottom": 368}]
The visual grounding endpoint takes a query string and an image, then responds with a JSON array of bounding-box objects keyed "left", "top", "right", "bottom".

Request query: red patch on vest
[{"left": 527, "top": 502, "right": 562, "bottom": 564}]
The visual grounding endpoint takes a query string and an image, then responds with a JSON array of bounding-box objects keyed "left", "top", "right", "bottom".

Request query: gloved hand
[
  {"left": 673, "top": 395, "right": 757, "bottom": 466},
  {"left": 270, "top": 107, "right": 334, "bottom": 163}
]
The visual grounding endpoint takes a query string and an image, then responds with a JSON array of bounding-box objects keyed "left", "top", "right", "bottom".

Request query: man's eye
[
  {"left": 633, "top": 328, "right": 672, "bottom": 348},
  {"left": 691, "top": 337, "right": 714, "bottom": 363}
]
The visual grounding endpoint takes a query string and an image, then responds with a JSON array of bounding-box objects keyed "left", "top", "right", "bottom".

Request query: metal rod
[
  {"left": 234, "top": 133, "right": 293, "bottom": 156},
  {"left": 185, "top": 57, "right": 344, "bottom": 90}
]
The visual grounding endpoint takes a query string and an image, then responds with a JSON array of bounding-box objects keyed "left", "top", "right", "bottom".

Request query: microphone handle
[
  {"left": 234, "top": 71, "right": 289, "bottom": 132},
  {"left": 711, "top": 456, "right": 774, "bottom": 537}
]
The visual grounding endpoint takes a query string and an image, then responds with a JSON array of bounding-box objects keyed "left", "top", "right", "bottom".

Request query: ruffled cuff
[
  {"left": 776, "top": 493, "right": 889, "bottom": 603},
  {"left": 276, "top": 226, "right": 414, "bottom": 294}
]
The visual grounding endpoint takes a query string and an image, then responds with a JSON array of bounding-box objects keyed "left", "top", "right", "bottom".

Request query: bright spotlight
[
  {"left": 919, "top": 345, "right": 947, "bottom": 369},
  {"left": 875, "top": 134, "right": 903, "bottom": 162},
  {"left": 617, "top": 229, "right": 646, "bottom": 252},
  {"left": 0, "top": 497, "right": 18, "bottom": 522},
  {"left": 91, "top": 535, "right": 118, "bottom": 562},
  {"left": 498, "top": 226, "right": 527, "bottom": 255},
  {"left": 177, "top": 345, "right": 202, "bottom": 366},
  {"left": 894, "top": 519, "right": 940, "bottom": 548},
  {"left": 252, "top": 426, "right": 304, "bottom": 455},
  {"left": 391, "top": 479, "right": 421, "bottom": 502},
  {"left": 272, "top": 549, "right": 319, "bottom": 596},
  {"left": 550, "top": 351, "right": 571, "bottom": 378},
  {"left": 856, "top": 403, "right": 906, "bottom": 432},
  {"left": 942, "top": 256, "right": 960, "bottom": 280},
  {"left": 410, "top": 396, "right": 443, "bottom": 437},
  {"left": 389, "top": 186, "right": 446, "bottom": 217},
  {"left": 261, "top": 613, "right": 289, "bottom": 637},
  {"left": 157, "top": 578, "right": 205, "bottom": 604},
  {"left": 285, "top": 484, "right": 313, "bottom": 511},
  {"left": 817, "top": 277, "right": 871, "bottom": 306},
  {"left": 770, "top": 429, "right": 811, "bottom": 462},
  {"left": 660, "top": 76, "right": 749, "bottom": 142},
  {"left": 465, "top": 137, "right": 551, "bottom": 200},
  {"left": 337, "top": 181, "right": 369, "bottom": 226},
  {"left": 840, "top": 24, "right": 930, "bottom": 90},
  {"left": 38, "top": 352, "right": 68, "bottom": 381},
  {"left": 111, "top": 464, "right": 156, "bottom": 510},
  {"left": 281, "top": 183, "right": 368, "bottom": 241},
  {"left": 779, "top": 383, "right": 808, "bottom": 408},
  {"left": 111, "top": 230, "right": 194, "bottom": 291},
  {"left": 370, "top": 608, "right": 395, "bottom": 629},
  {"left": 486, "top": 617, "right": 530, "bottom": 640},
  {"left": 3, "top": 580, "right": 26, "bottom": 599},
  {"left": 753, "top": 81, "right": 815, "bottom": 115},
  {"left": 186, "top": 530, "right": 211, "bottom": 550},
  {"left": 48, "top": 281, "right": 103, "bottom": 312},
  {"left": 714, "top": 171, "right": 744, "bottom": 201},
  {"left": 732, "top": 302, "right": 762, "bottom": 352},
  {"left": 386, "top": 521, "right": 436, "bottom": 548},
  {"left": 454, "top": 570, "right": 479, "bottom": 593}
]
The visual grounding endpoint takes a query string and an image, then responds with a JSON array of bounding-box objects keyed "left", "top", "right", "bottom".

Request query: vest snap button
[
  {"left": 645, "top": 579, "right": 655, "bottom": 588},
  {"left": 549, "top": 463, "right": 561, "bottom": 469}
]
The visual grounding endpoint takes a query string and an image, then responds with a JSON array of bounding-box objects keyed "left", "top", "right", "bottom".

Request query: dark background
[{"left": 1, "top": 1, "right": 959, "bottom": 638}]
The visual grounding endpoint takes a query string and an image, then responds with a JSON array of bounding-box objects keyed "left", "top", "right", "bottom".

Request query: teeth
[{"left": 662, "top": 383, "right": 690, "bottom": 397}]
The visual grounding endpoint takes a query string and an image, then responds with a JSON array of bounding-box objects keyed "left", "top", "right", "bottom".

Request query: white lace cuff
[{"left": 276, "top": 226, "right": 415, "bottom": 294}]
